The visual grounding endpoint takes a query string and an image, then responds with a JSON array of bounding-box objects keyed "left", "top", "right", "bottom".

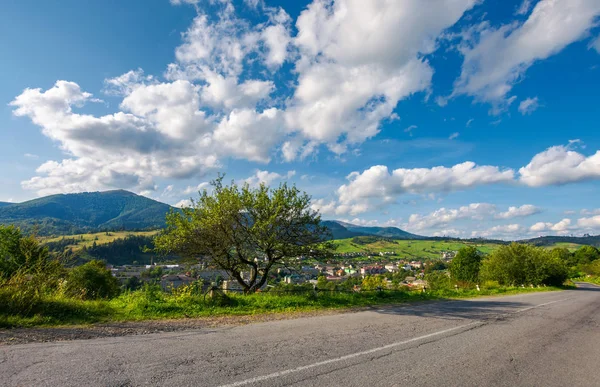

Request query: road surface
[{"left": 2, "top": 283, "right": 600, "bottom": 386}]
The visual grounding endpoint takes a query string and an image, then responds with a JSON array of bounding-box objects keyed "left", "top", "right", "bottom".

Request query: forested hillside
[{"left": 0, "top": 190, "right": 173, "bottom": 235}]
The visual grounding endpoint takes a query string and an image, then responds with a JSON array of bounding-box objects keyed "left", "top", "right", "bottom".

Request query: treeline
[
  {"left": 426, "top": 243, "right": 600, "bottom": 290},
  {"left": 46, "top": 235, "right": 177, "bottom": 266}
]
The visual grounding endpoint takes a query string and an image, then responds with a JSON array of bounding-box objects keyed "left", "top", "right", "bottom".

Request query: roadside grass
[
  {"left": 0, "top": 285, "right": 563, "bottom": 329},
  {"left": 574, "top": 276, "right": 600, "bottom": 285}
]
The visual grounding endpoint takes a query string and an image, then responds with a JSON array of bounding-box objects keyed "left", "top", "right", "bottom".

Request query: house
[
  {"left": 385, "top": 264, "right": 399, "bottom": 272},
  {"left": 161, "top": 274, "right": 195, "bottom": 291},
  {"left": 222, "top": 280, "right": 244, "bottom": 293},
  {"left": 284, "top": 274, "right": 303, "bottom": 284},
  {"left": 360, "top": 266, "right": 387, "bottom": 276}
]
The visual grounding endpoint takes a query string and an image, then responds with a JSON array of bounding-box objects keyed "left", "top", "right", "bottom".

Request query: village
[{"left": 108, "top": 250, "right": 458, "bottom": 293}]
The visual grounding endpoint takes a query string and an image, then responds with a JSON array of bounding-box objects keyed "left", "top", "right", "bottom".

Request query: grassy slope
[
  {"left": 42, "top": 230, "right": 159, "bottom": 251},
  {"left": 333, "top": 238, "right": 501, "bottom": 258}
]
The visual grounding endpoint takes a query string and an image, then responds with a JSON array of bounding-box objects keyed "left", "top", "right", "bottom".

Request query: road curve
[{"left": 2, "top": 283, "right": 600, "bottom": 386}]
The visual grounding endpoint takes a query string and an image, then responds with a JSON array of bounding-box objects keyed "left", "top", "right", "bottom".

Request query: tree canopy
[
  {"left": 481, "top": 243, "right": 567, "bottom": 286},
  {"left": 449, "top": 246, "right": 482, "bottom": 283},
  {"left": 154, "top": 177, "right": 333, "bottom": 293}
]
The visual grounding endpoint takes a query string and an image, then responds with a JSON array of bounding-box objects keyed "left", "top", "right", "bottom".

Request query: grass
[
  {"left": 41, "top": 230, "right": 159, "bottom": 251},
  {"left": 0, "top": 285, "right": 562, "bottom": 329},
  {"left": 333, "top": 238, "right": 502, "bottom": 258}
]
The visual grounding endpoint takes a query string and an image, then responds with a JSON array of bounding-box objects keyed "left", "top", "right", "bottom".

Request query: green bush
[
  {"left": 64, "top": 260, "right": 120, "bottom": 300},
  {"left": 481, "top": 243, "right": 568, "bottom": 286},
  {"left": 424, "top": 271, "right": 453, "bottom": 291}
]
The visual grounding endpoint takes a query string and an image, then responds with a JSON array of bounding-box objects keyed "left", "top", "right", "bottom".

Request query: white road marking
[
  {"left": 219, "top": 297, "right": 569, "bottom": 387},
  {"left": 218, "top": 321, "right": 481, "bottom": 387}
]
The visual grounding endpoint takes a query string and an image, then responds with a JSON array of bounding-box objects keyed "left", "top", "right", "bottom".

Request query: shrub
[
  {"left": 481, "top": 243, "right": 568, "bottom": 286},
  {"left": 424, "top": 271, "right": 453, "bottom": 291},
  {"left": 64, "top": 260, "right": 120, "bottom": 300}
]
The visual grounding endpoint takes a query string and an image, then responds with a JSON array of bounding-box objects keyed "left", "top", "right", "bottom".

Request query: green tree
[
  {"left": 154, "top": 177, "right": 333, "bottom": 293},
  {"left": 481, "top": 243, "right": 567, "bottom": 286},
  {"left": 0, "top": 225, "right": 58, "bottom": 279},
  {"left": 425, "top": 271, "right": 453, "bottom": 291},
  {"left": 64, "top": 260, "right": 120, "bottom": 300},
  {"left": 449, "top": 246, "right": 482, "bottom": 283},
  {"left": 361, "top": 275, "right": 387, "bottom": 291},
  {"left": 573, "top": 245, "right": 600, "bottom": 266}
]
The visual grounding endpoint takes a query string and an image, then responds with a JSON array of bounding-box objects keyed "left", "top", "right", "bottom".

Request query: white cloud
[
  {"left": 578, "top": 215, "right": 600, "bottom": 230},
  {"left": 406, "top": 203, "right": 497, "bottom": 231},
  {"left": 453, "top": 0, "right": 600, "bottom": 109},
  {"left": 174, "top": 199, "right": 193, "bottom": 208},
  {"left": 213, "top": 108, "right": 284, "bottom": 163},
  {"left": 183, "top": 182, "right": 210, "bottom": 195},
  {"left": 24, "top": 153, "right": 39, "bottom": 159},
  {"left": 336, "top": 162, "right": 514, "bottom": 213},
  {"left": 262, "top": 18, "right": 291, "bottom": 69},
  {"left": 284, "top": 0, "right": 478, "bottom": 157},
  {"left": 589, "top": 35, "right": 600, "bottom": 53},
  {"left": 495, "top": 204, "right": 541, "bottom": 219},
  {"left": 518, "top": 97, "right": 540, "bottom": 115},
  {"left": 530, "top": 218, "right": 573, "bottom": 234},
  {"left": 581, "top": 208, "right": 600, "bottom": 216},
  {"left": 244, "top": 169, "right": 295, "bottom": 186},
  {"left": 519, "top": 145, "right": 600, "bottom": 187},
  {"left": 515, "top": 0, "right": 533, "bottom": 15},
  {"left": 449, "top": 132, "right": 460, "bottom": 140},
  {"left": 432, "top": 229, "right": 464, "bottom": 237},
  {"left": 404, "top": 203, "right": 540, "bottom": 232},
  {"left": 103, "top": 68, "right": 156, "bottom": 96},
  {"left": 472, "top": 224, "right": 526, "bottom": 239},
  {"left": 466, "top": 118, "right": 474, "bottom": 127},
  {"left": 404, "top": 125, "right": 418, "bottom": 136}
]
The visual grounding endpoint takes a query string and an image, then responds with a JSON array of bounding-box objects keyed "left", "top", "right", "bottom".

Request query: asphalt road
[{"left": 2, "top": 283, "right": 600, "bottom": 387}]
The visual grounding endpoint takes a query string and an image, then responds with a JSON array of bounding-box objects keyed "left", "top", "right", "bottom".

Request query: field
[
  {"left": 333, "top": 238, "right": 502, "bottom": 259},
  {"left": 42, "top": 230, "right": 159, "bottom": 251}
]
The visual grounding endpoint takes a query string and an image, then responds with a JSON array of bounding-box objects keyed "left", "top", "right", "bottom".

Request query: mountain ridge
[{"left": 0, "top": 190, "right": 173, "bottom": 235}]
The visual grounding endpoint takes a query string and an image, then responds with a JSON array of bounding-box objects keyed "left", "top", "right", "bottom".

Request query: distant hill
[
  {"left": 0, "top": 202, "right": 13, "bottom": 208},
  {"left": 323, "top": 220, "right": 424, "bottom": 240},
  {"left": 0, "top": 190, "right": 174, "bottom": 236},
  {"left": 522, "top": 235, "right": 600, "bottom": 248}
]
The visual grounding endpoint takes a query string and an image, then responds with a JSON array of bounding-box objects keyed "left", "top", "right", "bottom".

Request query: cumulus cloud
[
  {"left": 182, "top": 182, "right": 210, "bottom": 195},
  {"left": 405, "top": 203, "right": 540, "bottom": 232},
  {"left": 243, "top": 169, "right": 295, "bottom": 186},
  {"left": 519, "top": 145, "right": 600, "bottom": 187},
  {"left": 472, "top": 224, "right": 526, "bottom": 239},
  {"left": 406, "top": 203, "right": 497, "bottom": 230},
  {"left": 284, "top": 0, "right": 478, "bottom": 156},
  {"left": 495, "top": 204, "right": 541, "bottom": 219},
  {"left": 10, "top": 80, "right": 219, "bottom": 196},
  {"left": 530, "top": 218, "right": 573, "bottom": 234},
  {"left": 577, "top": 215, "right": 600, "bottom": 230},
  {"left": 453, "top": 0, "right": 600, "bottom": 109},
  {"left": 336, "top": 162, "right": 514, "bottom": 213},
  {"left": 518, "top": 97, "right": 540, "bottom": 115}
]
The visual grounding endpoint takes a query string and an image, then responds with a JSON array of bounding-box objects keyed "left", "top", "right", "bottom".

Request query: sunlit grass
[{"left": 0, "top": 285, "right": 562, "bottom": 329}]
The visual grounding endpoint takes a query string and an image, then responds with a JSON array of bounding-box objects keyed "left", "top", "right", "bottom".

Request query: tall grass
[{"left": 0, "top": 284, "right": 562, "bottom": 328}]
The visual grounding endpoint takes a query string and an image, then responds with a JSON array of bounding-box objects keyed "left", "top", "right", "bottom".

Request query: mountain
[
  {"left": 0, "top": 190, "right": 174, "bottom": 235},
  {"left": 323, "top": 220, "right": 424, "bottom": 240},
  {"left": 0, "top": 202, "right": 13, "bottom": 208}
]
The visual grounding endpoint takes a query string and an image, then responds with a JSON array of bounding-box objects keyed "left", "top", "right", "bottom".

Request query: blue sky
[{"left": 2, "top": 0, "right": 600, "bottom": 239}]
